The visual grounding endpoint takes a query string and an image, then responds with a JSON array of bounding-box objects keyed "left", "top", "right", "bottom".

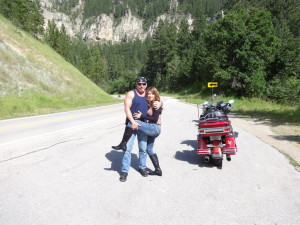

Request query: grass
[
  {"left": 177, "top": 94, "right": 300, "bottom": 124},
  {"left": 0, "top": 90, "right": 122, "bottom": 120},
  {"left": 279, "top": 150, "right": 300, "bottom": 172}
]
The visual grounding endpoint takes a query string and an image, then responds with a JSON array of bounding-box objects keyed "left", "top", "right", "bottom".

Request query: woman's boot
[
  {"left": 111, "top": 126, "right": 133, "bottom": 151},
  {"left": 149, "top": 153, "right": 162, "bottom": 176}
]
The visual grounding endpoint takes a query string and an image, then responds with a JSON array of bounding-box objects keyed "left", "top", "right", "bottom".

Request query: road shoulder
[{"left": 230, "top": 114, "right": 300, "bottom": 171}]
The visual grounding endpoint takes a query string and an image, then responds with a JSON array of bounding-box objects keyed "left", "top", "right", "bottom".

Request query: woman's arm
[{"left": 134, "top": 108, "right": 162, "bottom": 123}]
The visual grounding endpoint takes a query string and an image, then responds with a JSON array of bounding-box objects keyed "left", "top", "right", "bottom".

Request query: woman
[{"left": 116, "top": 87, "right": 163, "bottom": 176}]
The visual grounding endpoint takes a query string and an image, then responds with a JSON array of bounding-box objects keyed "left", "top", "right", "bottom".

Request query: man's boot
[
  {"left": 119, "top": 172, "right": 128, "bottom": 182},
  {"left": 112, "top": 126, "right": 133, "bottom": 151},
  {"left": 139, "top": 169, "right": 148, "bottom": 177},
  {"left": 149, "top": 153, "right": 162, "bottom": 176}
]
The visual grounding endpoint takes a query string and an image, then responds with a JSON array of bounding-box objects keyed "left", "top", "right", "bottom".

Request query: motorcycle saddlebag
[
  {"left": 223, "top": 134, "right": 237, "bottom": 155},
  {"left": 197, "top": 135, "right": 210, "bottom": 155}
]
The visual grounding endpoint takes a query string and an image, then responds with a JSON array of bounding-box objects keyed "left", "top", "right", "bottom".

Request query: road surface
[{"left": 0, "top": 97, "right": 299, "bottom": 225}]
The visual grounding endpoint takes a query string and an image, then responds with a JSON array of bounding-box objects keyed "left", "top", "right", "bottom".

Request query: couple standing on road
[{"left": 111, "top": 77, "right": 163, "bottom": 182}]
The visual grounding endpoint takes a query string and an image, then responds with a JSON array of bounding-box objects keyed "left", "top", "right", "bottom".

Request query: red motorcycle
[{"left": 197, "top": 100, "right": 237, "bottom": 166}]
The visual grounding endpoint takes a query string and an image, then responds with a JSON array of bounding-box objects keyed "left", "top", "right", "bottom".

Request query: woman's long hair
[{"left": 146, "top": 87, "right": 160, "bottom": 108}]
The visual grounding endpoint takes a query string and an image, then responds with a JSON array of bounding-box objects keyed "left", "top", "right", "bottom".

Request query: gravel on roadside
[{"left": 230, "top": 114, "right": 300, "bottom": 171}]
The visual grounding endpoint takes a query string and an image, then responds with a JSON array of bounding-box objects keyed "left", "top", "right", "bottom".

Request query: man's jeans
[
  {"left": 121, "top": 130, "right": 148, "bottom": 173},
  {"left": 127, "top": 120, "right": 161, "bottom": 156}
]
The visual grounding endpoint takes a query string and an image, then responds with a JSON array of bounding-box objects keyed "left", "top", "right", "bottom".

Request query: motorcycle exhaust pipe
[
  {"left": 204, "top": 156, "right": 210, "bottom": 162},
  {"left": 226, "top": 155, "right": 231, "bottom": 161}
]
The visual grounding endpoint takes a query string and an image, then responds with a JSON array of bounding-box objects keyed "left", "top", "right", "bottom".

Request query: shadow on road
[
  {"left": 181, "top": 140, "right": 198, "bottom": 149},
  {"left": 104, "top": 150, "right": 140, "bottom": 173},
  {"left": 174, "top": 139, "right": 216, "bottom": 168},
  {"left": 175, "top": 150, "right": 217, "bottom": 168}
]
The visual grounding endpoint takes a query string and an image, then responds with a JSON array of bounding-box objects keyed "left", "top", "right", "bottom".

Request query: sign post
[{"left": 207, "top": 82, "right": 218, "bottom": 100}]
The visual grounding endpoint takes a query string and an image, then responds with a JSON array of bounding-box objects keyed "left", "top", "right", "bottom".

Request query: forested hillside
[
  {"left": 103, "top": 0, "right": 300, "bottom": 104},
  {"left": 0, "top": 0, "right": 299, "bottom": 105}
]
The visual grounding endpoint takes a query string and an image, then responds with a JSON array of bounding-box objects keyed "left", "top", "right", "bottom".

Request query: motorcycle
[{"left": 197, "top": 99, "right": 237, "bottom": 166}]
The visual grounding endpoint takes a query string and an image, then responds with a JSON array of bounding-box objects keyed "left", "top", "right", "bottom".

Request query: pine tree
[
  {"left": 0, "top": 0, "right": 44, "bottom": 36},
  {"left": 57, "top": 24, "right": 71, "bottom": 61},
  {"left": 45, "top": 20, "right": 59, "bottom": 49},
  {"left": 87, "top": 46, "right": 108, "bottom": 86}
]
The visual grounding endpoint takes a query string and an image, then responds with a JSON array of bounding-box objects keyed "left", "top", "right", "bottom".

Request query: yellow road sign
[{"left": 208, "top": 82, "right": 218, "bottom": 88}]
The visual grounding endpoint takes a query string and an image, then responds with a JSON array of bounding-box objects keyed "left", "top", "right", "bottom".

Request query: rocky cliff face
[{"left": 40, "top": 0, "right": 192, "bottom": 43}]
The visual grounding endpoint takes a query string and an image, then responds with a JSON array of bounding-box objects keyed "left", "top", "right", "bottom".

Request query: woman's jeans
[
  {"left": 127, "top": 120, "right": 161, "bottom": 156},
  {"left": 121, "top": 130, "right": 147, "bottom": 173},
  {"left": 147, "top": 136, "right": 156, "bottom": 156}
]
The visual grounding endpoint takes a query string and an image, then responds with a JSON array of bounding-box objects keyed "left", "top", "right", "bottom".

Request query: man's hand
[
  {"left": 153, "top": 101, "right": 162, "bottom": 109},
  {"left": 131, "top": 121, "right": 141, "bottom": 130}
]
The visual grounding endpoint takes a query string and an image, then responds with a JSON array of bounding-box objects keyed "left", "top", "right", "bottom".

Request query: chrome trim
[{"left": 207, "top": 144, "right": 226, "bottom": 148}]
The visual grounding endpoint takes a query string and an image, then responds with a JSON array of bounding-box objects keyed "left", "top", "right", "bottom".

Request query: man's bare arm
[{"left": 124, "top": 90, "right": 140, "bottom": 130}]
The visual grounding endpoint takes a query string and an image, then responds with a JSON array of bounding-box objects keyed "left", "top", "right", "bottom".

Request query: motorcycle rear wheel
[{"left": 213, "top": 158, "right": 223, "bottom": 166}]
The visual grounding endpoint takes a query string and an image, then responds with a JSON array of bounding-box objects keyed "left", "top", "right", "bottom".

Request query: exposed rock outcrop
[{"left": 40, "top": 0, "right": 193, "bottom": 43}]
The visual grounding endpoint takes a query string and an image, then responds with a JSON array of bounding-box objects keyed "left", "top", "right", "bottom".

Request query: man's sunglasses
[{"left": 137, "top": 83, "right": 147, "bottom": 86}]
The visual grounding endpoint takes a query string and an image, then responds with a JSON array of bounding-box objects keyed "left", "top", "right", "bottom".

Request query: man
[{"left": 119, "top": 77, "right": 161, "bottom": 182}]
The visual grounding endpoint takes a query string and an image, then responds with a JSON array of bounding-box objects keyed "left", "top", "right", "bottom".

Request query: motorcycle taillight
[
  {"left": 223, "top": 127, "right": 231, "bottom": 132},
  {"left": 199, "top": 129, "right": 205, "bottom": 133}
]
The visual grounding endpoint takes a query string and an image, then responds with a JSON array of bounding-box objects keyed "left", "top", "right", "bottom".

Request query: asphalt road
[{"left": 0, "top": 97, "right": 299, "bottom": 225}]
